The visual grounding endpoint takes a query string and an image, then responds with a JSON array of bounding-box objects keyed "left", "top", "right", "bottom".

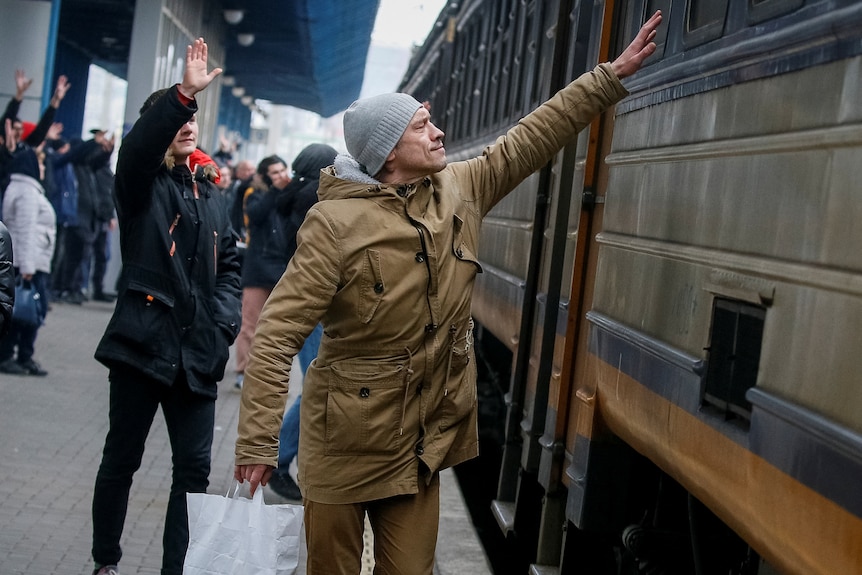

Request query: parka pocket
[
  {"left": 439, "top": 318, "right": 477, "bottom": 431},
  {"left": 186, "top": 296, "right": 231, "bottom": 383},
  {"left": 325, "top": 360, "right": 405, "bottom": 455},
  {"left": 452, "top": 214, "right": 483, "bottom": 274},
  {"left": 357, "top": 249, "right": 385, "bottom": 324},
  {"left": 109, "top": 281, "right": 178, "bottom": 356}
]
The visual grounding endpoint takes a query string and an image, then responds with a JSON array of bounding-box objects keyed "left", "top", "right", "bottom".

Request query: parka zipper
[
  {"left": 414, "top": 225, "right": 435, "bottom": 326},
  {"left": 168, "top": 213, "right": 181, "bottom": 256},
  {"left": 213, "top": 230, "right": 218, "bottom": 276}
]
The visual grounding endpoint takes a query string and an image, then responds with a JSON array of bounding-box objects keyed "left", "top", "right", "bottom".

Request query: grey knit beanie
[{"left": 343, "top": 93, "right": 423, "bottom": 177}]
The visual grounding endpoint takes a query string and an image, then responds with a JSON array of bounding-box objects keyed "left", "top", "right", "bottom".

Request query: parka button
[
  {"left": 456, "top": 247, "right": 463, "bottom": 258},
  {"left": 415, "top": 444, "right": 424, "bottom": 456},
  {"left": 359, "top": 387, "right": 370, "bottom": 398},
  {"left": 373, "top": 283, "right": 384, "bottom": 294},
  {"left": 415, "top": 252, "right": 425, "bottom": 263},
  {"left": 424, "top": 323, "right": 437, "bottom": 333}
]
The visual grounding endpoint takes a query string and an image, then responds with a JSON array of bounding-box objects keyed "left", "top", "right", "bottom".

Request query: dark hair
[
  {"left": 139, "top": 88, "right": 170, "bottom": 116},
  {"left": 257, "top": 155, "right": 286, "bottom": 186}
]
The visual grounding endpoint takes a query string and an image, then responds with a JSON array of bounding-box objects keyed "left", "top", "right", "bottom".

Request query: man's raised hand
[{"left": 611, "top": 10, "right": 662, "bottom": 80}]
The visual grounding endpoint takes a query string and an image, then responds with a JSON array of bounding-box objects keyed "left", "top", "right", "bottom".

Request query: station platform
[{"left": 0, "top": 297, "right": 492, "bottom": 574}]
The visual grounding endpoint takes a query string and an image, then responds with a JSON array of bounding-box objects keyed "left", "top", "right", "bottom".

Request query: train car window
[
  {"left": 646, "top": 0, "right": 672, "bottom": 60},
  {"left": 497, "top": 5, "right": 516, "bottom": 127},
  {"left": 682, "top": 0, "right": 729, "bottom": 48},
  {"left": 531, "top": 0, "right": 556, "bottom": 109},
  {"left": 703, "top": 298, "right": 765, "bottom": 421},
  {"left": 509, "top": 0, "right": 534, "bottom": 118},
  {"left": 747, "top": 0, "right": 804, "bottom": 25},
  {"left": 466, "top": 22, "right": 484, "bottom": 138}
]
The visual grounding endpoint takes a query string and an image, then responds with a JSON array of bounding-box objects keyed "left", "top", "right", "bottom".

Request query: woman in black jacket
[{"left": 232, "top": 154, "right": 292, "bottom": 389}]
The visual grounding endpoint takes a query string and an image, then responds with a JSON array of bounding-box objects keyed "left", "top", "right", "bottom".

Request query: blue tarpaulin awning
[{"left": 221, "top": 0, "right": 381, "bottom": 117}]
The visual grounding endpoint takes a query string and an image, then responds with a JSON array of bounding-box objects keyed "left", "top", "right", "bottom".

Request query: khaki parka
[{"left": 235, "top": 63, "right": 628, "bottom": 505}]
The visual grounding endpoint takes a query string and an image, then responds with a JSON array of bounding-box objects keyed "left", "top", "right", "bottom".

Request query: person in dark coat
[
  {"left": 266, "top": 143, "right": 337, "bottom": 501},
  {"left": 54, "top": 133, "right": 114, "bottom": 303},
  {"left": 87, "top": 156, "right": 118, "bottom": 302},
  {"left": 89, "top": 39, "right": 241, "bottom": 575},
  {"left": 0, "top": 220, "right": 13, "bottom": 339}
]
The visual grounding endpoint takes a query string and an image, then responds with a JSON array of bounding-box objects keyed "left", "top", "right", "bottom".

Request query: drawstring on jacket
[{"left": 399, "top": 346, "right": 415, "bottom": 436}]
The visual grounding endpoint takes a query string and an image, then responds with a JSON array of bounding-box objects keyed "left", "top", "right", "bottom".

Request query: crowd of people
[
  {"left": 1, "top": 10, "right": 662, "bottom": 575},
  {"left": 0, "top": 69, "right": 118, "bottom": 376}
]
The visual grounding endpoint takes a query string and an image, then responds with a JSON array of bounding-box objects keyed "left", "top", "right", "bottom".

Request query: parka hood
[{"left": 321, "top": 153, "right": 435, "bottom": 203}]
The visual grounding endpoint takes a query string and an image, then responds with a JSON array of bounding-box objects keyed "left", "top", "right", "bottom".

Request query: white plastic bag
[{"left": 184, "top": 482, "right": 304, "bottom": 575}]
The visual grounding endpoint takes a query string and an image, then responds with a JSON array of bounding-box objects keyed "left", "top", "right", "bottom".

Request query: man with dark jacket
[
  {"left": 89, "top": 38, "right": 241, "bottom": 575},
  {"left": 53, "top": 133, "right": 114, "bottom": 303},
  {"left": 88, "top": 159, "right": 118, "bottom": 302}
]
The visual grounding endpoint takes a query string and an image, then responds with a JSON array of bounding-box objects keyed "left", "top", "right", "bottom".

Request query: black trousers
[
  {"left": 90, "top": 227, "right": 110, "bottom": 295},
  {"left": 91, "top": 368, "right": 215, "bottom": 575}
]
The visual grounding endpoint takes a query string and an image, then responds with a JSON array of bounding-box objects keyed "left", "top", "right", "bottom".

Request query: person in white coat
[{"left": 0, "top": 146, "right": 55, "bottom": 375}]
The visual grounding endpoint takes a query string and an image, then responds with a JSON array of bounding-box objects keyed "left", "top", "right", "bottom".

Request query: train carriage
[{"left": 402, "top": 0, "right": 862, "bottom": 573}]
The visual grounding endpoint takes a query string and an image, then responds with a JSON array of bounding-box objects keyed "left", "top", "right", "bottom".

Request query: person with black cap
[
  {"left": 235, "top": 11, "right": 663, "bottom": 574},
  {"left": 263, "top": 142, "right": 338, "bottom": 502}
]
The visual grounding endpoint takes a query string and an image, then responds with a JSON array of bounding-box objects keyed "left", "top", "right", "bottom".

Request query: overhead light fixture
[
  {"left": 231, "top": 86, "right": 245, "bottom": 98},
  {"left": 221, "top": 75, "right": 235, "bottom": 86},
  {"left": 241, "top": 95, "right": 253, "bottom": 106},
  {"left": 237, "top": 33, "right": 255, "bottom": 47},
  {"left": 223, "top": 10, "right": 244, "bottom": 25}
]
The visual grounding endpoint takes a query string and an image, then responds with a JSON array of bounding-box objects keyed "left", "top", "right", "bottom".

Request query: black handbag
[{"left": 12, "top": 277, "right": 41, "bottom": 327}]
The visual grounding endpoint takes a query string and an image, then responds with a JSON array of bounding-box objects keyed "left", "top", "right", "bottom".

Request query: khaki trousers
[{"left": 304, "top": 472, "right": 440, "bottom": 575}]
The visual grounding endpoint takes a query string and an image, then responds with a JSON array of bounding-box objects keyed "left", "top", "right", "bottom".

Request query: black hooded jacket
[
  {"left": 276, "top": 143, "right": 338, "bottom": 257},
  {"left": 94, "top": 85, "right": 242, "bottom": 397},
  {"left": 241, "top": 143, "right": 336, "bottom": 289}
]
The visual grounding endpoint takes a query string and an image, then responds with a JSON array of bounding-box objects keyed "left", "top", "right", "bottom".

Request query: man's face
[
  {"left": 12, "top": 120, "right": 23, "bottom": 141},
  {"left": 235, "top": 161, "right": 256, "bottom": 181},
  {"left": 169, "top": 115, "right": 199, "bottom": 161},
  {"left": 389, "top": 107, "right": 446, "bottom": 180},
  {"left": 217, "top": 166, "right": 232, "bottom": 190},
  {"left": 267, "top": 162, "right": 290, "bottom": 189}
]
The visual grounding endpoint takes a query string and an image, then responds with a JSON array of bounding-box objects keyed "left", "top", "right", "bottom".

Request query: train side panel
[{"left": 586, "top": 0, "right": 862, "bottom": 573}]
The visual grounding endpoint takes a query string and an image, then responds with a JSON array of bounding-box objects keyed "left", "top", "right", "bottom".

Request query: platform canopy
[
  {"left": 58, "top": 0, "right": 381, "bottom": 117},
  {"left": 219, "top": 0, "right": 381, "bottom": 116}
]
